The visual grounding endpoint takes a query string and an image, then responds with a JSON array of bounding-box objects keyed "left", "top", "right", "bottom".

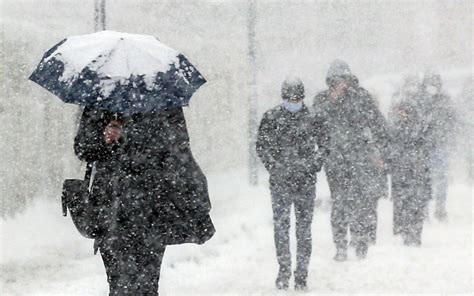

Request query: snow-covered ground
[{"left": 1, "top": 169, "right": 472, "bottom": 295}]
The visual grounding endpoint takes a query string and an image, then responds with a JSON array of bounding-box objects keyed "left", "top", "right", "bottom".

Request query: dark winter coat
[
  {"left": 418, "top": 91, "right": 456, "bottom": 153},
  {"left": 388, "top": 97, "right": 432, "bottom": 201},
  {"left": 74, "top": 106, "right": 215, "bottom": 246},
  {"left": 256, "top": 104, "right": 329, "bottom": 192},
  {"left": 313, "top": 80, "right": 390, "bottom": 198}
]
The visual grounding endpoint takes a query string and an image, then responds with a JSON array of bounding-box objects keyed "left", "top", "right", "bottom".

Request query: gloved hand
[{"left": 313, "top": 157, "right": 324, "bottom": 173}]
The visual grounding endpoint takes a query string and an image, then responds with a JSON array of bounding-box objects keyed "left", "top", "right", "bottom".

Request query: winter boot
[
  {"left": 294, "top": 269, "right": 307, "bottom": 291},
  {"left": 403, "top": 230, "right": 421, "bottom": 246},
  {"left": 275, "top": 267, "right": 290, "bottom": 290},
  {"left": 294, "top": 278, "right": 307, "bottom": 291},
  {"left": 434, "top": 209, "right": 448, "bottom": 222},
  {"left": 355, "top": 242, "right": 368, "bottom": 259},
  {"left": 333, "top": 247, "right": 347, "bottom": 262},
  {"left": 393, "top": 224, "right": 402, "bottom": 236}
]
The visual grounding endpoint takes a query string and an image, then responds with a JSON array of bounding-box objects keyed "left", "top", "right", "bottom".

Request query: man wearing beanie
[
  {"left": 256, "top": 77, "right": 329, "bottom": 291},
  {"left": 313, "top": 60, "right": 390, "bottom": 261}
]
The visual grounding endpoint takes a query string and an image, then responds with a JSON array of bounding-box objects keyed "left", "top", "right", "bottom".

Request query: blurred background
[{"left": 1, "top": 0, "right": 472, "bottom": 216}]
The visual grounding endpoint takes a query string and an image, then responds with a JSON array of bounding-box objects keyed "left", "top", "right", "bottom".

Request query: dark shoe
[
  {"left": 393, "top": 224, "right": 401, "bottom": 235},
  {"left": 434, "top": 209, "right": 448, "bottom": 222},
  {"left": 294, "top": 279, "right": 307, "bottom": 291},
  {"left": 355, "top": 243, "right": 368, "bottom": 259},
  {"left": 294, "top": 269, "right": 307, "bottom": 291},
  {"left": 403, "top": 235, "right": 422, "bottom": 247},
  {"left": 333, "top": 247, "right": 347, "bottom": 262},
  {"left": 368, "top": 235, "right": 376, "bottom": 246},
  {"left": 275, "top": 268, "right": 290, "bottom": 290}
]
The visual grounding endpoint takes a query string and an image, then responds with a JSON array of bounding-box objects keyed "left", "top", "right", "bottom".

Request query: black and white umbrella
[{"left": 30, "top": 31, "right": 206, "bottom": 115}]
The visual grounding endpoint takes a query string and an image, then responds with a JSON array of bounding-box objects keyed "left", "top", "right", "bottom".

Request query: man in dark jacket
[
  {"left": 313, "top": 60, "right": 390, "bottom": 261},
  {"left": 419, "top": 73, "right": 456, "bottom": 221},
  {"left": 74, "top": 106, "right": 215, "bottom": 296},
  {"left": 256, "top": 77, "right": 329, "bottom": 291},
  {"left": 389, "top": 75, "right": 432, "bottom": 245}
]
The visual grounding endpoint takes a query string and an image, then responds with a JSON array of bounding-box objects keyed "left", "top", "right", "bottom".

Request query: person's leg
[
  {"left": 432, "top": 150, "right": 449, "bottom": 221},
  {"left": 111, "top": 233, "right": 165, "bottom": 295},
  {"left": 135, "top": 242, "right": 166, "bottom": 295},
  {"left": 412, "top": 201, "right": 426, "bottom": 246},
  {"left": 391, "top": 173, "right": 404, "bottom": 235},
  {"left": 367, "top": 197, "right": 378, "bottom": 244},
  {"left": 403, "top": 193, "right": 426, "bottom": 246},
  {"left": 411, "top": 172, "right": 431, "bottom": 246},
  {"left": 433, "top": 169, "right": 449, "bottom": 220},
  {"left": 350, "top": 192, "right": 370, "bottom": 259},
  {"left": 327, "top": 171, "right": 350, "bottom": 261},
  {"left": 98, "top": 238, "right": 121, "bottom": 296},
  {"left": 294, "top": 186, "right": 316, "bottom": 289},
  {"left": 270, "top": 185, "right": 292, "bottom": 289},
  {"left": 331, "top": 193, "right": 350, "bottom": 261},
  {"left": 368, "top": 170, "right": 387, "bottom": 244},
  {"left": 401, "top": 168, "right": 424, "bottom": 246},
  {"left": 399, "top": 194, "right": 411, "bottom": 243}
]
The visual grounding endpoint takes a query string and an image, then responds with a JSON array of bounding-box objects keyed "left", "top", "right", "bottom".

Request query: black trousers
[
  {"left": 367, "top": 198, "right": 379, "bottom": 244},
  {"left": 270, "top": 184, "right": 316, "bottom": 281},
  {"left": 327, "top": 172, "right": 373, "bottom": 250},
  {"left": 99, "top": 235, "right": 166, "bottom": 296},
  {"left": 392, "top": 167, "right": 430, "bottom": 244}
]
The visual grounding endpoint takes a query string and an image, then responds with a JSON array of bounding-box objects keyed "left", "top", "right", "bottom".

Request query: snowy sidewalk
[{"left": 1, "top": 170, "right": 472, "bottom": 295}]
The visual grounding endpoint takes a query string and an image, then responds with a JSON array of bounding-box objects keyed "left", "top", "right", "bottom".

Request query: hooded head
[
  {"left": 401, "top": 74, "right": 421, "bottom": 98},
  {"left": 422, "top": 71, "right": 443, "bottom": 95},
  {"left": 326, "top": 59, "right": 358, "bottom": 87}
]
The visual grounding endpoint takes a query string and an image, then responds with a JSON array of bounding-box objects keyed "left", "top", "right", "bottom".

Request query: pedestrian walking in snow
[
  {"left": 256, "top": 77, "right": 329, "bottom": 291},
  {"left": 74, "top": 107, "right": 215, "bottom": 295},
  {"left": 455, "top": 76, "right": 474, "bottom": 181},
  {"left": 419, "top": 72, "right": 456, "bottom": 222},
  {"left": 30, "top": 31, "right": 215, "bottom": 296},
  {"left": 313, "top": 60, "right": 390, "bottom": 261},
  {"left": 389, "top": 75, "right": 431, "bottom": 245}
]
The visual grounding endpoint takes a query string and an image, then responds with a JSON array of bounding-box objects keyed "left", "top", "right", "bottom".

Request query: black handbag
[{"left": 61, "top": 162, "right": 99, "bottom": 239}]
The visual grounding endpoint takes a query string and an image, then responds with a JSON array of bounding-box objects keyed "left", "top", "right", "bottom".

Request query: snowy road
[{"left": 1, "top": 170, "right": 472, "bottom": 295}]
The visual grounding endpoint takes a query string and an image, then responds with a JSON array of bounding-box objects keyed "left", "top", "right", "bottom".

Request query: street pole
[
  {"left": 76, "top": 0, "right": 106, "bottom": 126},
  {"left": 100, "top": 0, "right": 107, "bottom": 30},
  {"left": 247, "top": 0, "right": 258, "bottom": 186},
  {"left": 94, "top": 0, "right": 106, "bottom": 31}
]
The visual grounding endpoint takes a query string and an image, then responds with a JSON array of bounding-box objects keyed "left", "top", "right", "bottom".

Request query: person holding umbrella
[{"left": 30, "top": 31, "right": 215, "bottom": 295}]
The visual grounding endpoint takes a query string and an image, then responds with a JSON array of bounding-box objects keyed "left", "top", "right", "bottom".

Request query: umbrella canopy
[{"left": 29, "top": 31, "right": 206, "bottom": 115}]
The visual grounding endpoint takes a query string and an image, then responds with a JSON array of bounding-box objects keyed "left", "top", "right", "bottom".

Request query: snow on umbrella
[{"left": 29, "top": 30, "right": 206, "bottom": 115}]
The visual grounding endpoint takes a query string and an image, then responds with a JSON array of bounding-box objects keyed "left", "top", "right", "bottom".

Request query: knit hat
[{"left": 281, "top": 77, "right": 305, "bottom": 100}]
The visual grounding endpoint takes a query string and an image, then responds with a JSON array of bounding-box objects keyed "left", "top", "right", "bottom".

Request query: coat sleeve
[
  {"left": 256, "top": 111, "right": 277, "bottom": 172},
  {"left": 313, "top": 115, "right": 330, "bottom": 172},
  {"left": 363, "top": 92, "right": 391, "bottom": 166},
  {"left": 387, "top": 101, "right": 403, "bottom": 162},
  {"left": 74, "top": 107, "right": 116, "bottom": 162}
]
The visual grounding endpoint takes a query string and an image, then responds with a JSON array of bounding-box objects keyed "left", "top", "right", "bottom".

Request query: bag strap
[{"left": 84, "top": 162, "right": 94, "bottom": 185}]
